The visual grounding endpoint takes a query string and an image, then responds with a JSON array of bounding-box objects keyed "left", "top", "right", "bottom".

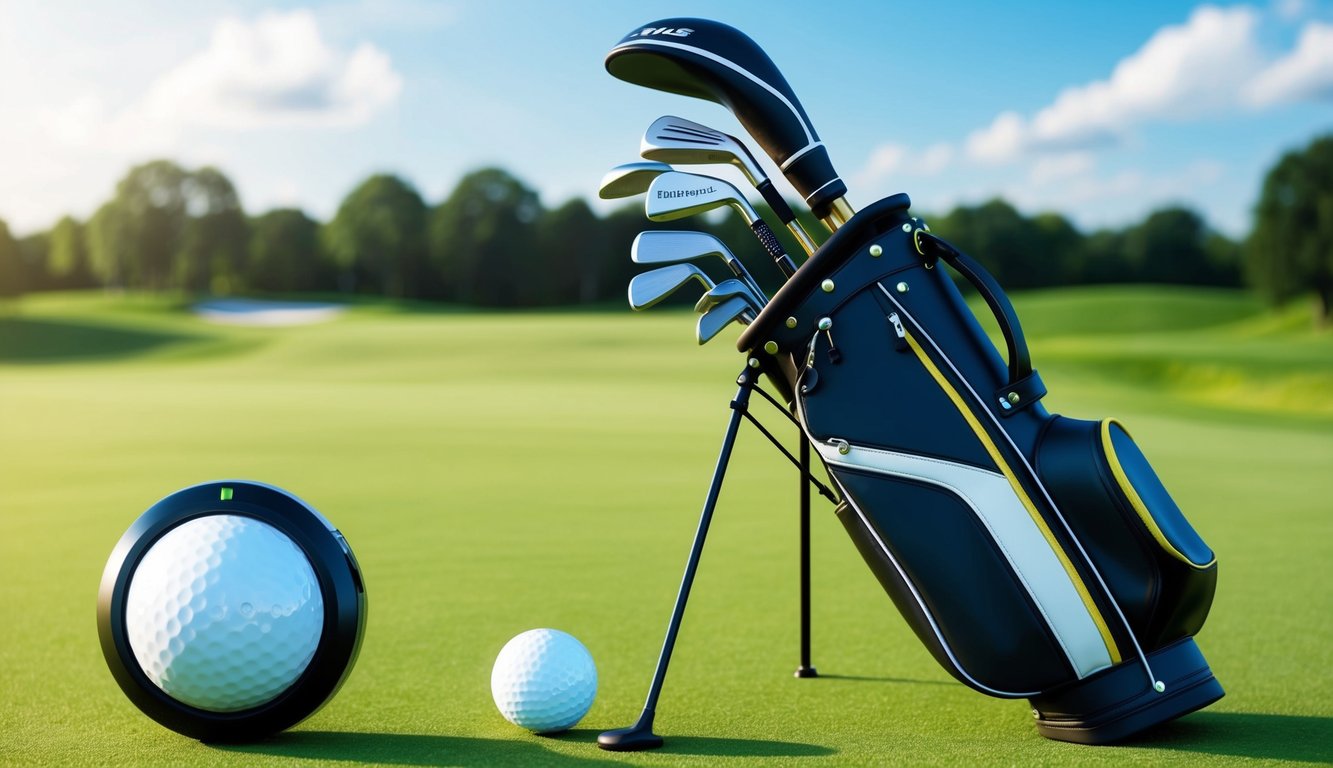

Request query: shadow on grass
[
  {"left": 216, "top": 729, "right": 834, "bottom": 765},
  {"left": 0, "top": 317, "right": 205, "bottom": 363},
  {"left": 816, "top": 673, "right": 954, "bottom": 686},
  {"left": 1132, "top": 711, "right": 1332, "bottom": 764}
]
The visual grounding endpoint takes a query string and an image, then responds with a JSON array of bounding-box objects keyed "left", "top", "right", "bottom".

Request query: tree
[
  {"left": 48, "top": 216, "right": 96, "bottom": 289},
  {"left": 535, "top": 199, "right": 605, "bottom": 304},
  {"left": 87, "top": 200, "right": 131, "bottom": 288},
  {"left": 109, "top": 160, "right": 191, "bottom": 290},
  {"left": 1247, "top": 135, "right": 1333, "bottom": 325},
  {"left": 325, "top": 174, "right": 429, "bottom": 298},
  {"left": 429, "top": 168, "right": 542, "bottom": 306},
  {"left": 1123, "top": 206, "right": 1235, "bottom": 286},
  {"left": 0, "top": 218, "right": 24, "bottom": 303},
  {"left": 179, "top": 167, "right": 249, "bottom": 294},
  {"left": 250, "top": 209, "right": 333, "bottom": 293},
  {"left": 935, "top": 199, "right": 1048, "bottom": 289}
]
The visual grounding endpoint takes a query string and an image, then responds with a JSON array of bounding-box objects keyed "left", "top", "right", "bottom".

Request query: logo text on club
[
  {"left": 636, "top": 27, "right": 693, "bottom": 38},
  {"left": 656, "top": 185, "right": 717, "bottom": 199}
]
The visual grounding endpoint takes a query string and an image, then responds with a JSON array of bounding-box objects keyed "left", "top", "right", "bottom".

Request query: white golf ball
[
  {"left": 491, "top": 628, "right": 597, "bottom": 733},
  {"left": 124, "top": 515, "right": 324, "bottom": 712}
]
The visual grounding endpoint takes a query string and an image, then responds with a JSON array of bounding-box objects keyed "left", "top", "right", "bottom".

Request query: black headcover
[{"left": 606, "top": 19, "right": 848, "bottom": 219}]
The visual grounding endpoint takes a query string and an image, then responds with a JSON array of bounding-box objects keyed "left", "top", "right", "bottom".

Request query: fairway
[{"left": 1, "top": 289, "right": 1330, "bottom": 766}]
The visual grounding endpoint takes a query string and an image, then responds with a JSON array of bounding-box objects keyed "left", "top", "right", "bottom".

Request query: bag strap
[{"left": 914, "top": 231, "right": 1045, "bottom": 413}]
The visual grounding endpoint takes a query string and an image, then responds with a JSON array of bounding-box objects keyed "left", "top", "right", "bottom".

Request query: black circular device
[{"left": 97, "top": 481, "right": 367, "bottom": 742}]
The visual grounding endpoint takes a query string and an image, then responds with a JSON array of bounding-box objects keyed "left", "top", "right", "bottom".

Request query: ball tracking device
[{"left": 97, "top": 481, "right": 367, "bottom": 742}]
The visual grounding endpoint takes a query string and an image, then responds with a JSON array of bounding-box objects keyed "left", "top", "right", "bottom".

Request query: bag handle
[{"left": 914, "top": 231, "right": 1045, "bottom": 412}]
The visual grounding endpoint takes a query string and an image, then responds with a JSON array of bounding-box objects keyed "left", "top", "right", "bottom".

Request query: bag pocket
[
  {"left": 1036, "top": 417, "right": 1217, "bottom": 648},
  {"left": 1099, "top": 419, "right": 1214, "bottom": 569}
]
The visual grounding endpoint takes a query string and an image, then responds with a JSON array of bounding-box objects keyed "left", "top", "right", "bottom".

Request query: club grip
[
  {"left": 607, "top": 19, "right": 848, "bottom": 219},
  {"left": 752, "top": 220, "right": 797, "bottom": 278}
]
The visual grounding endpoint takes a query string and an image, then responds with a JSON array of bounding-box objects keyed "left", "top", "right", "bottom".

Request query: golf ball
[
  {"left": 124, "top": 514, "right": 324, "bottom": 712},
  {"left": 491, "top": 628, "right": 597, "bottom": 733}
]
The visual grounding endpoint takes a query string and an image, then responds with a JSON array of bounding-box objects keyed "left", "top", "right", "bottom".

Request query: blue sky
[{"left": 0, "top": 0, "right": 1328, "bottom": 238}]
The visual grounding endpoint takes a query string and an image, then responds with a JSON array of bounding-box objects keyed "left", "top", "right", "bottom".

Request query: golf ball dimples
[
  {"left": 491, "top": 629, "right": 597, "bottom": 732},
  {"left": 125, "top": 514, "right": 324, "bottom": 712}
]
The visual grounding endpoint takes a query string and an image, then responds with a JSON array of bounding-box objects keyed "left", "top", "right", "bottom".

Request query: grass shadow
[
  {"left": 0, "top": 317, "right": 206, "bottom": 363},
  {"left": 1131, "top": 711, "right": 1332, "bottom": 764},
  {"left": 816, "top": 673, "right": 955, "bottom": 686},
  {"left": 216, "top": 731, "right": 619, "bottom": 767},
  {"left": 217, "top": 729, "right": 835, "bottom": 765}
]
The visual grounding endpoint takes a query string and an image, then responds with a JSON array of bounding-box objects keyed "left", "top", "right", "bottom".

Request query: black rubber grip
[
  {"left": 752, "top": 220, "right": 796, "bottom": 278},
  {"left": 756, "top": 179, "right": 797, "bottom": 225}
]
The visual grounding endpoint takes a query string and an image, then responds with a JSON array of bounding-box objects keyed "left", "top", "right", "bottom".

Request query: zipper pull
[
  {"left": 818, "top": 317, "right": 842, "bottom": 364},
  {"left": 888, "top": 312, "right": 909, "bottom": 352}
]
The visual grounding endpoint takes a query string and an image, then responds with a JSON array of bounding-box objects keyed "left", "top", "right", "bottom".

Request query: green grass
[{"left": 1, "top": 288, "right": 1330, "bottom": 766}]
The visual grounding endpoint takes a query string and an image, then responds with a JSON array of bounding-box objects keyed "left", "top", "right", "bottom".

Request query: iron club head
[
  {"left": 696, "top": 294, "right": 755, "bottom": 344},
  {"left": 598, "top": 161, "right": 674, "bottom": 200},
  {"left": 644, "top": 171, "right": 760, "bottom": 225},
  {"left": 627, "top": 263, "right": 714, "bottom": 311}
]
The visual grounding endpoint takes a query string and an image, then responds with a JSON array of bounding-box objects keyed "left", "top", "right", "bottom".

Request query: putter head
[
  {"left": 644, "top": 171, "right": 757, "bottom": 224},
  {"left": 598, "top": 161, "right": 674, "bottom": 200},
  {"left": 627, "top": 263, "right": 713, "bottom": 311},
  {"left": 631, "top": 230, "right": 731, "bottom": 265},
  {"left": 696, "top": 294, "right": 755, "bottom": 344},
  {"left": 694, "top": 278, "right": 761, "bottom": 314},
  {"left": 641, "top": 115, "right": 768, "bottom": 188}
]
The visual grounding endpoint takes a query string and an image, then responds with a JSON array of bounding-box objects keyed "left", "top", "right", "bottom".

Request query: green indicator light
[{"left": 220, "top": 487, "right": 234, "bottom": 501}]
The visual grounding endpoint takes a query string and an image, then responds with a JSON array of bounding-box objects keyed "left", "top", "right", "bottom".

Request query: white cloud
[
  {"left": 1028, "top": 152, "right": 1097, "bottom": 185},
  {"left": 853, "top": 141, "right": 954, "bottom": 188},
  {"left": 1244, "top": 21, "right": 1333, "bottom": 106},
  {"left": 1273, "top": 0, "right": 1309, "bottom": 21},
  {"left": 967, "top": 5, "right": 1266, "bottom": 163},
  {"left": 137, "top": 10, "right": 402, "bottom": 131}
]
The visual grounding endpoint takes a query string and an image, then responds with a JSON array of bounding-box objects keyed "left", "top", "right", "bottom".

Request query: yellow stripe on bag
[
  {"left": 1100, "top": 419, "right": 1216, "bottom": 569},
  {"left": 905, "top": 332, "right": 1122, "bottom": 664}
]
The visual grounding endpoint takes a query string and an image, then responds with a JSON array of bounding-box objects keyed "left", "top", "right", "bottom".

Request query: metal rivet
[
  {"left": 748, "top": 357, "right": 760, "bottom": 368},
  {"left": 763, "top": 341, "right": 779, "bottom": 355},
  {"left": 817, "top": 317, "right": 832, "bottom": 331},
  {"left": 1154, "top": 681, "right": 1166, "bottom": 693},
  {"left": 901, "top": 223, "right": 912, "bottom": 232},
  {"left": 869, "top": 244, "right": 883, "bottom": 257},
  {"left": 820, "top": 279, "right": 835, "bottom": 293},
  {"left": 1032, "top": 709, "right": 1040, "bottom": 719},
  {"left": 785, "top": 316, "right": 798, "bottom": 329},
  {"left": 896, "top": 281, "right": 909, "bottom": 293},
  {"left": 1007, "top": 392, "right": 1021, "bottom": 404},
  {"left": 835, "top": 439, "right": 850, "bottom": 455}
]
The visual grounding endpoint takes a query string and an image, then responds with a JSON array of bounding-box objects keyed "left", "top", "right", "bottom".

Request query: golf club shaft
[{"left": 754, "top": 179, "right": 819, "bottom": 254}]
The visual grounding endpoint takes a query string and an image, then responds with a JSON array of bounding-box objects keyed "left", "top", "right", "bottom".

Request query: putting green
[{"left": 1, "top": 289, "right": 1329, "bottom": 766}]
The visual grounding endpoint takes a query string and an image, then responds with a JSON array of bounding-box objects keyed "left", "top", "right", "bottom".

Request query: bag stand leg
[
  {"left": 598, "top": 367, "right": 758, "bottom": 752},
  {"left": 795, "top": 436, "right": 817, "bottom": 678}
]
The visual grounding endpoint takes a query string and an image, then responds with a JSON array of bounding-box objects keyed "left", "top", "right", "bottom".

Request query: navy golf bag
[{"left": 736, "top": 194, "right": 1223, "bottom": 744}]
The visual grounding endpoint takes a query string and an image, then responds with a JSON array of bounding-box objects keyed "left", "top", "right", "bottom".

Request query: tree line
[{"left": 0, "top": 134, "right": 1328, "bottom": 322}]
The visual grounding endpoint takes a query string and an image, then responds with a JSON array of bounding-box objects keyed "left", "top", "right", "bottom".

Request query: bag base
[{"left": 1030, "top": 637, "right": 1224, "bottom": 744}]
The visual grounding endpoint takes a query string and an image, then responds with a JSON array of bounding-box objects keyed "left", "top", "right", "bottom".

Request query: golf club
[
  {"left": 645, "top": 171, "right": 798, "bottom": 278},
  {"left": 632, "top": 231, "right": 769, "bottom": 305},
  {"left": 607, "top": 19, "right": 856, "bottom": 231},
  {"left": 598, "top": 161, "right": 674, "bottom": 200},
  {"left": 627, "top": 263, "right": 713, "bottom": 310},
  {"left": 641, "top": 115, "right": 817, "bottom": 256},
  {"left": 696, "top": 294, "right": 754, "bottom": 344},
  {"left": 693, "top": 278, "right": 763, "bottom": 316}
]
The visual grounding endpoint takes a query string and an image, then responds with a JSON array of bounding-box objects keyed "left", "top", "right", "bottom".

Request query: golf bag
[{"left": 735, "top": 193, "right": 1223, "bottom": 743}]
